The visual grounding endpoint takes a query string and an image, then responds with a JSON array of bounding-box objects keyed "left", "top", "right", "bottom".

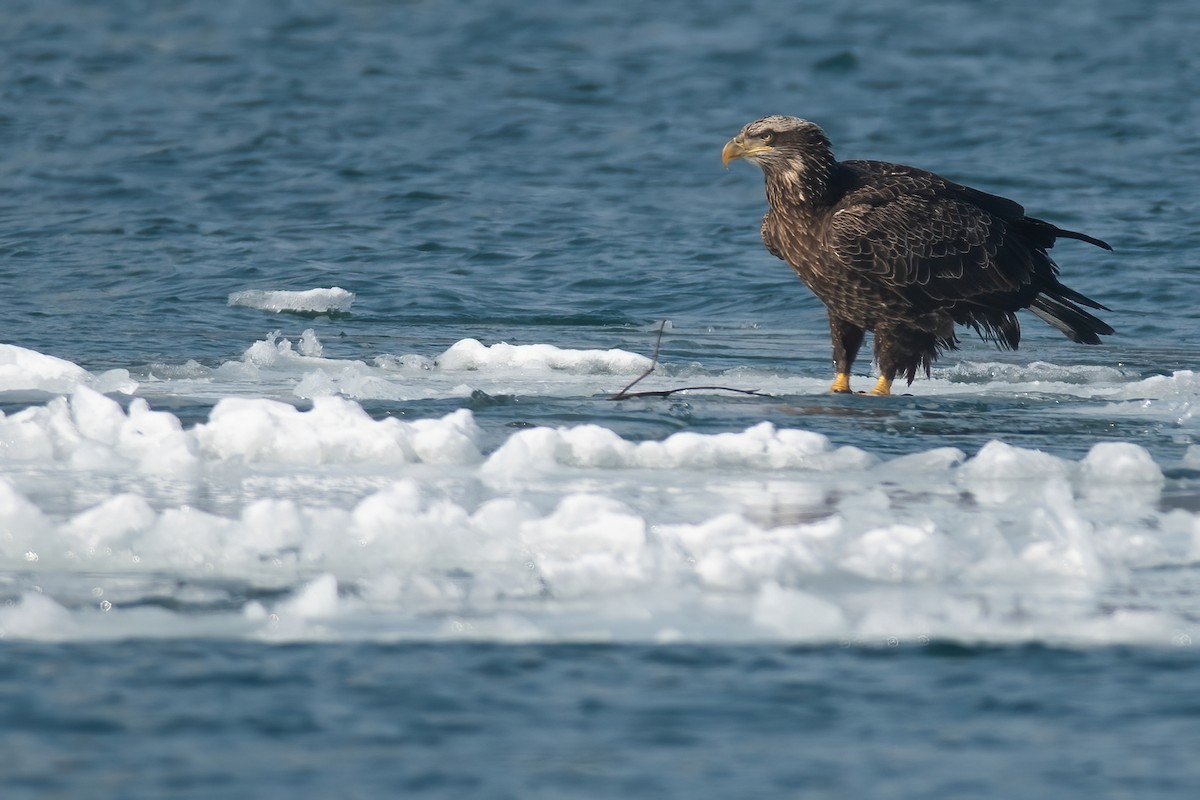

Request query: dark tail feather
[
  {"left": 1050, "top": 282, "right": 1111, "bottom": 311},
  {"left": 1029, "top": 294, "right": 1114, "bottom": 345},
  {"left": 1054, "top": 226, "right": 1113, "bottom": 252},
  {"left": 1022, "top": 217, "right": 1113, "bottom": 252}
]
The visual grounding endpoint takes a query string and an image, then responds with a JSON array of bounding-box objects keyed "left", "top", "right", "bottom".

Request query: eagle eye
[{"left": 758, "top": 131, "right": 775, "bottom": 144}]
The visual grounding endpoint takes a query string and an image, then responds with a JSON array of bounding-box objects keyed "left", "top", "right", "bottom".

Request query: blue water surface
[
  {"left": 2, "top": 642, "right": 1198, "bottom": 800},
  {"left": 3, "top": 0, "right": 1200, "bottom": 796}
]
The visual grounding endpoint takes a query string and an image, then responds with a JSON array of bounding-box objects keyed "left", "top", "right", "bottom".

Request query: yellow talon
[
  {"left": 830, "top": 373, "right": 851, "bottom": 393},
  {"left": 867, "top": 376, "right": 893, "bottom": 396}
]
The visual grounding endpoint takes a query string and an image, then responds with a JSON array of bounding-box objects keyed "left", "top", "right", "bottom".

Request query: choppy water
[{"left": 3, "top": 0, "right": 1200, "bottom": 796}]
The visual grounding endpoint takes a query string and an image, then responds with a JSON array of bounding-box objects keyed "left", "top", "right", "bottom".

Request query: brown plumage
[{"left": 722, "top": 116, "right": 1113, "bottom": 395}]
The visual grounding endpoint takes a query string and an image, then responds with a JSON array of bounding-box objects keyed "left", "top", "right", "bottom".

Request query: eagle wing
[{"left": 827, "top": 162, "right": 1037, "bottom": 311}]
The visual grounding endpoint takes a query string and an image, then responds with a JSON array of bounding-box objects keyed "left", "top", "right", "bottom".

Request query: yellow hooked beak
[
  {"left": 721, "top": 138, "right": 743, "bottom": 168},
  {"left": 722, "top": 136, "right": 771, "bottom": 168}
]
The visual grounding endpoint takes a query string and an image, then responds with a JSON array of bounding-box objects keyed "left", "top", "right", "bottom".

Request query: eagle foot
[
  {"left": 829, "top": 373, "right": 852, "bottom": 393},
  {"left": 866, "top": 376, "right": 893, "bottom": 396}
]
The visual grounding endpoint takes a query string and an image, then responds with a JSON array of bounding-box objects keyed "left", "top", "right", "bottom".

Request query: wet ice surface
[
  {"left": 227, "top": 287, "right": 356, "bottom": 315},
  {"left": 3, "top": 330, "right": 1198, "bottom": 647}
]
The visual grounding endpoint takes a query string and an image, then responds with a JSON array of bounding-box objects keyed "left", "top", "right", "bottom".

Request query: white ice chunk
[
  {"left": 228, "top": 287, "right": 355, "bottom": 314},
  {"left": 435, "top": 338, "right": 651, "bottom": 373},
  {"left": 751, "top": 583, "right": 846, "bottom": 640},
  {"left": 194, "top": 397, "right": 482, "bottom": 465},
  {"left": 839, "top": 522, "right": 947, "bottom": 583},
  {"left": 943, "top": 360, "right": 1129, "bottom": 386},
  {"left": 959, "top": 441, "right": 1072, "bottom": 504},
  {"left": 1021, "top": 481, "right": 1104, "bottom": 581},
  {"left": 879, "top": 447, "right": 967, "bottom": 473},
  {"left": 672, "top": 515, "right": 826, "bottom": 591},
  {"left": 483, "top": 420, "right": 874, "bottom": 475},
  {"left": 276, "top": 574, "right": 340, "bottom": 619},
  {"left": 961, "top": 440, "right": 1072, "bottom": 481},
  {"left": 0, "top": 592, "right": 77, "bottom": 640},
  {"left": 0, "top": 479, "right": 52, "bottom": 554},
  {"left": 0, "top": 343, "right": 90, "bottom": 393},
  {"left": 520, "top": 494, "right": 649, "bottom": 595},
  {"left": 1185, "top": 445, "right": 1200, "bottom": 468},
  {"left": 1079, "top": 442, "right": 1164, "bottom": 484},
  {"left": 298, "top": 328, "right": 324, "bottom": 357},
  {"left": 63, "top": 494, "right": 157, "bottom": 554}
]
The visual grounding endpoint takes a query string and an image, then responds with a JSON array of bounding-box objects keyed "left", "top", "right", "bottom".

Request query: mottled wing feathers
[{"left": 828, "top": 162, "right": 1037, "bottom": 307}]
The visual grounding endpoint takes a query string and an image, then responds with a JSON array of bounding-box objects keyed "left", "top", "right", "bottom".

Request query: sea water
[{"left": 3, "top": 0, "right": 1200, "bottom": 796}]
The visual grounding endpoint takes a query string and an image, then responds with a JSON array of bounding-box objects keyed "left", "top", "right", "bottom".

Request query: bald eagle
[{"left": 722, "top": 116, "right": 1113, "bottom": 396}]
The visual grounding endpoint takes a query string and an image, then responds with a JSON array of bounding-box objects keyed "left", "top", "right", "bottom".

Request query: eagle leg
[
  {"left": 828, "top": 315, "right": 865, "bottom": 393},
  {"left": 867, "top": 375, "right": 893, "bottom": 396},
  {"left": 873, "top": 323, "right": 941, "bottom": 394}
]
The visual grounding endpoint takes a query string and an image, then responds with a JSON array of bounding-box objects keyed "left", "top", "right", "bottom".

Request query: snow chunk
[
  {"left": 0, "top": 344, "right": 133, "bottom": 396},
  {"left": 436, "top": 338, "right": 651, "bottom": 373},
  {"left": 1079, "top": 442, "right": 1164, "bottom": 484},
  {"left": 663, "top": 514, "right": 828, "bottom": 591},
  {"left": 0, "top": 479, "right": 52, "bottom": 553},
  {"left": 0, "top": 390, "right": 196, "bottom": 476},
  {"left": 0, "top": 344, "right": 89, "bottom": 393},
  {"left": 277, "top": 574, "right": 340, "bottom": 620},
  {"left": 520, "top": 495, "right": 649, "bottom": 595},
  {"left": 63, "top": 494, "right": 157, "bottom": 553},
  {"left": 752, "top": 583, "right": 846, "bottom": 640},
  {"left": 840, "top": 522, "right": 947, "bottom": 582},
  {"left": 228, "top": 287, "right": 355, "bottom": 315},
  {"left": 0, "top": 592, "right": 77, "bottom": 640},
  {"left": 194, "top": 398, "right": 482, "bottom": 465},
  {"left": 1021, "top": 482, "right": 1104, "bottom": 580},
  {"left": 484, "top": 420, "right": 874, "bottom": 475},
  {"left": 960, "top": 440, "right": 1071, "bottom": 482}
]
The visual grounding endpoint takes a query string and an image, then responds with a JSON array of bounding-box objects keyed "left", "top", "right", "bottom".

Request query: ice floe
[
  {"left": 228, "top": 287, "right": 356, "bottom": 315},
  {"left": 2, "top": 338, "right": 1199, "bottom": 646}
]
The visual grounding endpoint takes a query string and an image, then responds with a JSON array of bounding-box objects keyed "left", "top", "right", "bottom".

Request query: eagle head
[{"left": 722, "top": 116, "right": 834, "bottom": 170}]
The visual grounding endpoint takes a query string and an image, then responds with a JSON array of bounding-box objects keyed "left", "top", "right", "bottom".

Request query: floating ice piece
[
  {"left": 943, "top": 360, "right": 1129, "bottom": 385},
  {"left": 0, "top": 592, "right": 78, "bottom": 640},
  {"left": 959, "top": 440, "right": 1071, "bottom": 482},
  {"left": 520, "top": 494, "right": 649, "bottom": 595},
  {"left": 228, "top": 287, "right": 355, "bottom": 314},
  {"left": 277, "top": 574, "right": 341, "bottom": 619},
  {"left": 839, "top": 522, "right": 947, "bottom": 583},
  {"left": 435, "top": 338, "right": 651, "bottom": 373},
  {"left": 0, "top": 388, "right": 197, "bottom": 476},
  {"left": 1021, "top": 480, "right": 1104, "bottom": 580},
  {"left": 0, "top": 479, "right": 53, "bottom": 553},
  {"left": 483, "top": 420, "right": 874, "bottom": 475},
  {"left": 0, "top": 344, "right": 89, "bottom": 392},
  {"left": 1079, "top": 442, "right": 1164, "bottom": 484},
  {"left": 62, "top": 494, "right": 157, "bottom": 553},
  {"left": 662, "top": 514, "right": 828, "bottom": 591},
  {"left": 1111, "top": 370, "right": 1200, "bottom": 400},
  {"left": 194, "top": 398, "right": 482, "bottom": 465},
  {"left": 751, "top": 583, "right": 846, "bottom": 640},
  {"left": 241, "top": 329, "right": 339, "bottom": 367},
  {"left": 0, "top": 343, "right": 136, "bottom": 397}
]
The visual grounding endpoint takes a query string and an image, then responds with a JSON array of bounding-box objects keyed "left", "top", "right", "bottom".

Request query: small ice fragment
[
  {"left": 277, "top": 574, "right": 340, "bottom": 619},
  {"left": 435, "top": 338, "right": 651, "bottom": 373},
  {"left": 298, "top": 329, "right": 324, "bottom": 357},
  {"left": 228, "top": 287, "right": 355, "bottom": 314}
]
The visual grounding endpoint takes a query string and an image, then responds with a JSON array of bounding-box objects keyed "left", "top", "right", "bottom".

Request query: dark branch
[
  {"left": 608, "top": 321, "right": 766, "bottom": 401},
  {"left": 609, "top": 320, "right": 668, "bottom": 400},
  {"left": 612, "top": 385, "right": 766, "bottom": 400}
]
